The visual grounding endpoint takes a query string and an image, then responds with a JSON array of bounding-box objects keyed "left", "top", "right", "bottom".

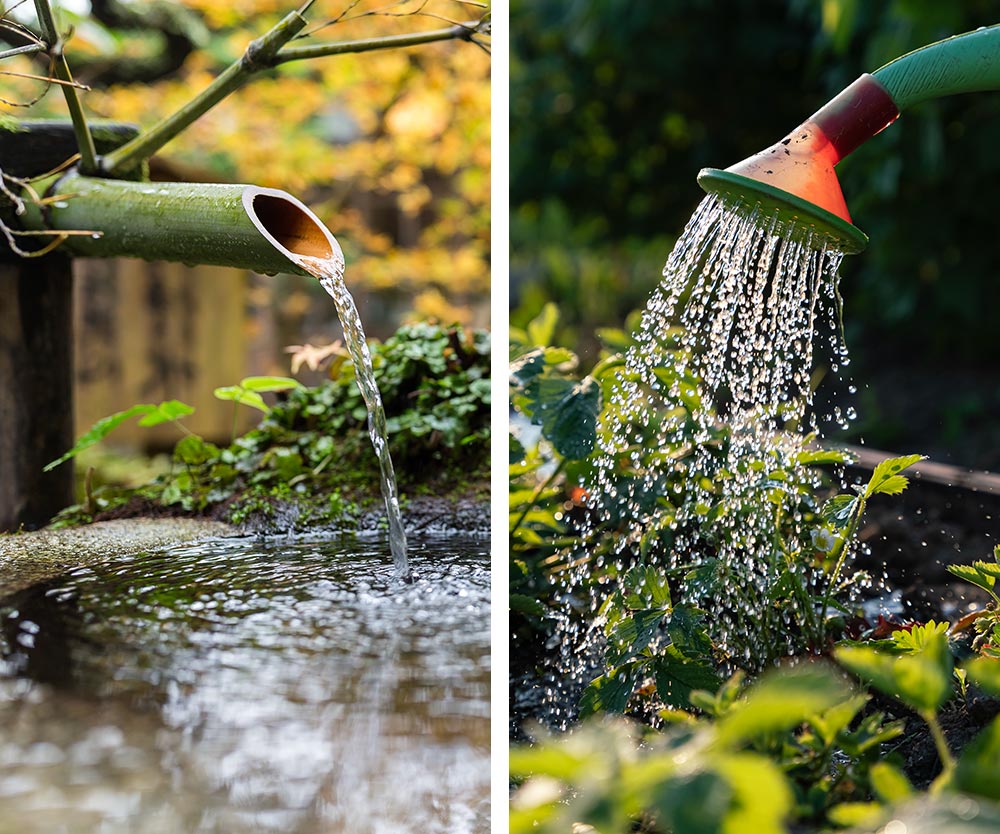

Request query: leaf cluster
[{"left": 52, "top": 323, "right": 489, "bottom": 527}]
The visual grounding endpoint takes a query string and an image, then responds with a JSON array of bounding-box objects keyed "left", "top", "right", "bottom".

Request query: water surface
[{"left": 0, "top": 534, "right": 489, "bottom": 834}]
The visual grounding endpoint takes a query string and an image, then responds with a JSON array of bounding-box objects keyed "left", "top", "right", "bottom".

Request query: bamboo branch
[
  {"left": 274, "top": 19, "right": 485, "bottom": 64},
  {"left": 31, "top": 0, "right": 98, "bottom": 173},
  {"left": 100, "top": 3, "right": 312, "bottom": 177},
  {"left": 0, "top": 42, "right": 45, "bottom": 60},
  {"left": 100, "top": 7, "right": 488, "bottom": 177}
]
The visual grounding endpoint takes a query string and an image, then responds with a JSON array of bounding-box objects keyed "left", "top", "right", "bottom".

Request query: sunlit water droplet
[{"left": 540, "top": 196, "right": 863, "bottom": 721}]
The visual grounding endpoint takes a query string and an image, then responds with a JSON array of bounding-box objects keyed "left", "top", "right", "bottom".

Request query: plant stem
[
  {"left": 817, "top": 495, "right": 867, "bottom": 646},
  {"left": 100, "top": 3, "right": 312, "bottom": 176},
  {"left": 924, "top": 710, "right": 956, "bottom": 778},
  {"left": 274, "top": 22, "right": 481, "bottom": 65},
  {"left": 32, "top": 0, "right": 98, "bottom": 173},
  {"left": 511, "top": 458, "right": 566, "bottom": 538}
]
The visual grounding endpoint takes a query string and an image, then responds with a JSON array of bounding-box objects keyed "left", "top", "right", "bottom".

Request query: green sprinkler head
[{"left": 699, "top": 24, "right": 1000, "bottom": 255}]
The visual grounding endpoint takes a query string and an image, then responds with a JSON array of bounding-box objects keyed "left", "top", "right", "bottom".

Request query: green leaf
[
  {"left": 579, "top": 665, "right": 637, "bottom": 717},
  {"left": 44, "top": 403, "right": 156, "bottom": 471},
  {"left": 510, "top": 593, "right": 547, "bottom": 619},
  {"left": 865, "top": 454, "right": 926, "bottom": 498},
  {"left": 794, "top": 448, "right": 853, "bottom": 467},
  {"left": 623, "top": 565, "right": 672, "bottom": 609},
  {"left": 137, "top": 399, "right": 195, "bottom": 427},
  {"left": 826, "top": 802, "right": 885, "bottom": 828},
  {"left": 808, "top": 694, "right": 869, "bottom": 747},
  {"left": 835, "top": 631, "right": 953, "bottom": 714},
  {"left": 650, "top": 770, "right": 731, "bottom": 834},
  {"left": 821, "top": 494, "right": 857, "bottom": 529},
  {"left": 946, "top": 563, "right": 996, "bottom": 595},
  {"left": 526, "top": 301, "right": 558, "bottom": 347},
  {"left": 174, "top": 434, "right": 218, "bottom": 466},
  {"left": 712, "top": 752, "right": 793, "bottom": 834},
  {"left": 509, "top": 433, "right": 527, "bottom": 464},
  {"left": 653, "top": 647, "right": 721, "bottom": 709},
  {"left": 539, "top": 376, "right": 600, "bottom": 459},
  {"left": 954, "top": 717, "right": 1000, "bottom": 799},
  {"left": 509, "top": 349, "right": 546, "bottom": 388},
  {"left": 714, "top": 666, "right": 845, "bottom": 747},
  {"left": 239, "top": 375, "right": 304, "bottom": 393},
  {"left": 869, "top": 761, "right": 914, "bottom": 803},
  {"left": 965, "top": 657, "right": 1000, "bottom": 698},
  {"left": 214, "top": 386, "right": 269, "bottom": 413}
]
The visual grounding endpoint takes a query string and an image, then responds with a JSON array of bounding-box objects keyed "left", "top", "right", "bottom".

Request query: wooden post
[
  {"left": 0, "top": 256, "right": 75, "bottom": 530},
  {"left": 0, "top": 120, "right": 138, "bottom": 531}
]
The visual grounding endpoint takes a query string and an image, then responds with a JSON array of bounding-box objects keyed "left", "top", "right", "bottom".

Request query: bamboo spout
[{"left": 22, "top": 174, "right": 341, "bottom": 276}]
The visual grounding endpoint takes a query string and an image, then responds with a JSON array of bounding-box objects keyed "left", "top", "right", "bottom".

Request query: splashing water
[
  {"left": 552, "top": 194, "right": 862, "bottom": 708},
  {"left": 294, "top": 253, "right": 409, "bottom": 579}
]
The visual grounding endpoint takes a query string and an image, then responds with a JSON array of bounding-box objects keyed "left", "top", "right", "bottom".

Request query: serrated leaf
[
  {"left": 946, "top": 564, "right": 996, "bottom": 595},
  {"left": 653, "top": 646, "right": 721, "bottom": 709},
  {"left": 137, "top": 399, "right": 195, "bottom": 427},
  {"left": 865, "top": 454, "right": 926, "bottom": 499},
  {"left": 822, "top": 494, "right": 857, "bottom": 529},
  {"left": 508, "top": 349, "right": 546, "bottom": 388},
  {"left": 238, "top": 375, "right": 303, "bottom": 393},
  {"left": 44, "top": 404, "right": 156, "bottom": 471},
  {"left": 871, "top": 474, "right": 909, "bottom": 495},
  {"left": 579, "top": 666, "right": 636, "bottom": 717},
  {"left": 510, "top": 594, "right": 548, "bottom": 619},
  {"left": 795, "top": 448, "right": 854, "bottom": 467},
  {"left": 539, "top": 376, "right": 600, "bottom": 459}
]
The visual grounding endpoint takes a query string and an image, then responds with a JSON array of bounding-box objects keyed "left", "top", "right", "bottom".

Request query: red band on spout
[{"left": 810, "top": 73, "right": 899, "bottom": 162}]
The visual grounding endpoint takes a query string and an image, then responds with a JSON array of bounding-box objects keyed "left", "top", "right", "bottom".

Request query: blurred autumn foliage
[{"left": 2, "top": 0, "right": 490, "bottom": 326}]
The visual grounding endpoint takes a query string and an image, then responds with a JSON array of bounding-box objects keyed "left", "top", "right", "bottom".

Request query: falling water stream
[
  {"left": 547, "top": 194, "right": 860, "bottom": 716},
  {"left": 293, "top": 253, "right": 409, "bottom": 579}
]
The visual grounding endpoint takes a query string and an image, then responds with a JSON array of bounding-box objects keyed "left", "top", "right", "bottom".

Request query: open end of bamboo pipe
[{"left": 242, "top": 186, "right": 343, "bottom": 268}]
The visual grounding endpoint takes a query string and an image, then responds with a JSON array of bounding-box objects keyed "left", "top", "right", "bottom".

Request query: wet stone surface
[{"left": 0, "top": 533, "right": 490, "bottom": 834}]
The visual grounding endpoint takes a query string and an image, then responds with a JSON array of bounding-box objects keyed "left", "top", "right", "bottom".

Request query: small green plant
[
  {"left": 947, "top": 545, "right": 1000, "bottom": 656},
  {"left": 48, "top": 324, "right": 489, "bottom": 528}
]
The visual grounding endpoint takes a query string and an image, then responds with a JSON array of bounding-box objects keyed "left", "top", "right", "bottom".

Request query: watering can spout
[
  {"left": 699, "top": 23, "right": 1000, "bottom": 255},
  {"left": 21, "top": 174, "right": 342, "bottom": 277}
]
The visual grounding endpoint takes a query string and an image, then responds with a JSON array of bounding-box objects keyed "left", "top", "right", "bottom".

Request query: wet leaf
[
  {"left": 653, "top": 647, "right": 720, "bottom": 709},
  {"left": 865, "top": 454, "right": 926, "bottom": 498}
]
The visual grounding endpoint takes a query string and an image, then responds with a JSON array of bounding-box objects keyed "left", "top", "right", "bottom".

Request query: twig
[
  {"left": 31, "top": 0, "right": 98, "bottom": 173},
  {"left": 99, "top": 2, "right": 313, "bottom": 176},
  {"left": 0, "top": 42, "right": 45, "bottom": 60},
  {"left": 275, "top": 19, "right": 485, "bottom": 64}
]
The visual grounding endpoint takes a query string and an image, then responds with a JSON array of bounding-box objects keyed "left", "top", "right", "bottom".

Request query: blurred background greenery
[{"left": 511, "top": 0, "right": 1000, "bottom": 469}]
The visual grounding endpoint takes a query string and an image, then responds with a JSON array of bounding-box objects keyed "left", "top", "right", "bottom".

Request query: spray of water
[
  {"left": 548, "top": 194, "right": 863, "bottom": 720},
  {"left": 294, "top": 253, "right": 409, "bottom": 580}
]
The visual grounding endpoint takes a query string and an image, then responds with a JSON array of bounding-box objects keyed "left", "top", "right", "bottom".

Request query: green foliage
[
  {"left": 512, "top": 664, "right": 885, "bottom": 834},
  {"left": 52, "top": 323, "right": 489, "bottom": 528},
  {"left": 835, "top": 629, "right": 954, "bottom": 715},
  {"left": 44, "top": 400, "right": 195, "bottom": 472},
  {"left": 214, "top": 376, "right": 303, "bottom": 415}
]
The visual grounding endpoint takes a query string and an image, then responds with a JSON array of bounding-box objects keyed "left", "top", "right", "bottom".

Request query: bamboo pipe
[{"left": 21, "top": 172, "right": 341, "bottom": 276}]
